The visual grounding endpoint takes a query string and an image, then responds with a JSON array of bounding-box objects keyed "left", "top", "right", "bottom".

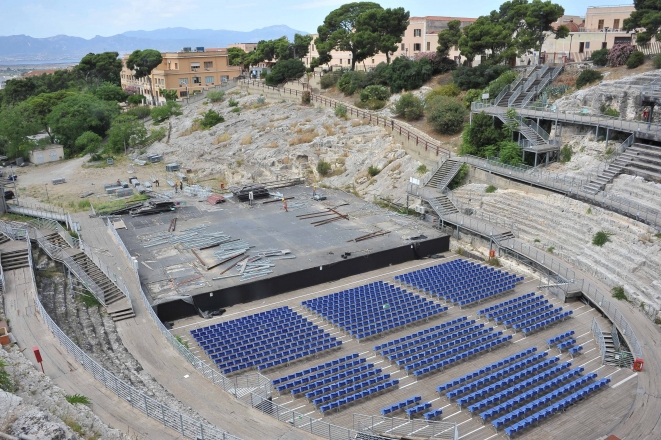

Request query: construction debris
[
  {"left": 212, "top": 249, "right": 294, "bottom": 282},
  {"left": 348, "top": 230, "right": 391, "bottom": 242},
  {"left": 168, "top": 217, "right": 177, "bottom": 232},
  {"left": 207, "top": 194, "right": 225, "bottom": 205},
  {"left": 130, "top": 201, "right": 175, "bottom": 217},
  {"left": 230, "top": 183, "right": 270, "bottom": 202}
]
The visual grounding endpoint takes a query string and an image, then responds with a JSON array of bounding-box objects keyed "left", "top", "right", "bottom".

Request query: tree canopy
[
  {"left": 356, "top": 7, "right": 410, "bottom": 64},
  {"left": 624, "top": 0, "right": 661, "bottom": 45},
  {"left": 126, "top": 49, "right": 163, "bottom": 104},
  {"left": 245, "top": 34, "right": 313, "bottom": 66},
  {"left": 228, "top": 47, "right": 247, "bottom": 66},
  {"left": 76, "top": 52, "right": 123, "bottom": 85},
  {"left": 437, "top": 20, "right": 463, "bottom": 58}
]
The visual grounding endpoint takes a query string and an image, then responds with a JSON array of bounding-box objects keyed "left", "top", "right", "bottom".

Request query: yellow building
[{"left": 120, "top": 49, "right": 241, "bottom": 104}]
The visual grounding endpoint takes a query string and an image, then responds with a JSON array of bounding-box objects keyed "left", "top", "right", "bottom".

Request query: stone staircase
[
  {"left": 1, "top": 248, "right": 30, "bottom": 270},
  {"left": 496, "top": 112, "right": 547, "bottom": 147},
  {"left": 425, "top": 159, "right": 462, "bottom": 191},
  {"left": 69, "top": 251, "right": 135, "bottom": 322},
  {"left": 44, "top": 231, "right": 69, "bottom": 248},
  {"left": 427, "top": 194, "right": 459, "bottom": 216}
]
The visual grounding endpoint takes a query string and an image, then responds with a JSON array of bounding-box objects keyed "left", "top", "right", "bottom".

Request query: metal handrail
[
  {"left": 539, "top": 64, "right": 550, "bottom": 79},
  {"left": 592, "top": 317, "right": 607, "bottom": 365},
  {"left": 523, "top": 117, "right": 551, "bottom": 141},
  {"left": 523, "top": 72, "right": 538, "bottom": 92},
  {"left": 520, "top": 89, "right": 537, "bottom": 108},
  {"left": 511, "top": 70, "right": 526, "bottom": 90},
  {"left": 508, "top": 86, "right": 523, "bottom": 106},
  {"left": 494, "top": 84, "right": 510, "bottom": 105}
]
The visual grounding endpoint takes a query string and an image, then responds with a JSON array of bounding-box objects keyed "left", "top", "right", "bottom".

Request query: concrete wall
[{"left": 468, "top": 166, "right": 553, "bottom": 196}]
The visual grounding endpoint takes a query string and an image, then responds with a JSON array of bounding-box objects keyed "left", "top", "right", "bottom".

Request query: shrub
[
  {"left": 65, "top": 394, "right": 91, "bottom": 405},
  {"left": 94, "top": 83, "right": 128, "bottom": 102},
  {"left": 498, "top": 141, "right": 522, "bottom": 166},
  {"left": 338, "top": 71, "right": 368, "bottom": 95},
  {"left": 426, "top": 96, "right": 467, "bottom": 134},
  {"left": 125, "top": 105, "right": 151, "bottom": 119},
  {"left": 320, "top": 70, "right": 343, "bottom": 89},
  {"left": 265, "top": 59, "right": 305, "bottom": 86},
  {"left": 355, "top": 99, "right": 387, "bottom": 110},
  {"left": 560, "top": 144, "right": 572, "bottom": 163},
  {"left": 452, "top": 64, "right": 510, "bottom": 90},
  {"left": 607, "top": 44, "right": 636, "bottom": 67},
  {"left": 460, "top": 111, "right": 503, "bottom": 156},
  {"left": 360, "top": 85, "right": 390, "bottom": 102},
  {"left": 200, "top": 109, "right": 224, "bottom": 129},
  {"left": 486, "top": 257, "right": 501, "bottom": 267},
  {"left": 127, "top": 94, "right": 145, "bottom": 106},
  {"left": 463, "top": 89, "right": 483, "bottom": 109},
  {"left": 448, "top": 163, "right": 469, "bottom": 189},
  {"left": 654, "top": 54, "right": 661, "bottom": 69},
  {"left": 0, "top": 358, "right": 14, "bottom": 392},
  {"left": 600, "top": 104, "right": 620, "bottom": 117},
  {"left": 207, "top": 90, "right": 225, "bottom": 102},
  {"left": 416, "top": 164, "right": 428, "bottom": 174},
  {"left": 387, "top": 57, "right": 433, "bottom": 93},
  {"left": 486, "top": 70, "right": 517, "bottom": 98},
  {"left": 626, "top": 51, "right": 645, "bottom": 69},
  {"left": 334, "top": 103, "right": 347, "bottom": 119},
  {"left": 150, "top": 102, "right": 182, "bottom": 123},
  {"left": 393, "top": 93, "right": 424, "bottom": 120},
  {"left": 228, "top": 99, "right": 239, "bottom": 107},
  {"left": 425, "top": 84, "right": 461, "bottom": 103},
  {"left": 547, "top": 246, "right": 555, "bottom": 253},
  {"left": 611, "top": 285, "right": 627, "bottom": 301},
  {"left": 78, "top": 292, "right": 102, "bottom": 307},
  {"left": 485, "top": 185, "right": 497, "bottom": 193},
  {"left": 368, "top": 165, "right": 380, "bottom": 177},
  {"left": 75, "top": 131, "right": 103, "bottom": 154},
  {"left": 414, "top": 52, "right": 457, "bottom": 74},
  {"left": 591, "top": 48, "right": 609, "bottom": 67},
  {"left": 301, "top": 90, "right": 311, "bottom": 104},
  {"left": 231, "top": 107, "right": 241, "bottom": 113},
  {"left": 317, "top": 160, "right": 331, "bottom": 176},
  {"left": 575, "top": 69, "right": 603, "bottom": 89},
  {"left": 592, "top": 231, "right": 612, "bottom": 246}
]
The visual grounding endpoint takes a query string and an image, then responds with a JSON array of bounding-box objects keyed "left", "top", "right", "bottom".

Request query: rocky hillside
[{"left": 146, "top": 91, "right": 427, "bottom": 205}]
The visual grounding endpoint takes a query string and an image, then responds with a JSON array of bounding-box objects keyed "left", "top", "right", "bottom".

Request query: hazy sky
[{"left": 1, "top": 0, "right": 633, "bottom": 39}]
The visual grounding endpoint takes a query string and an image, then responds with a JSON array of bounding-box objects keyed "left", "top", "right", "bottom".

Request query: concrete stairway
[
  {"left": 44, "top": 231, "right": 69, "bottom": 248},
  {"left": 69, "top": 251, "right": 135, "bottom": 322},
  {"left": 623, "top": 143, "right": 661, "bottom": 181},
  {"left": 426, "top": 194, "right": 459, "bottom": 216},
  {"left": 496, "top": 113, "right": 547, "bottom": 147},
  {"left": 582, "top": 159, "right": 631, "bottom": 195},
  {"left": 425, "top": 159, "right": 462, "bottom": 191},
  {"left": 1, "top": 248, "right": 30, "bottom": 270}
]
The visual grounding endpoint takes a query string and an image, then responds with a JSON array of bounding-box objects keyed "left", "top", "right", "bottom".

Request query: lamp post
[
  {"left": 604, "top": 27, "right": 609, "bottom": 49},
  {"left": 539, "top": 11, "right": 545, "bottom": 65},
  {"left": 568, "top": 34, "right": 574, "bottom": 61}
]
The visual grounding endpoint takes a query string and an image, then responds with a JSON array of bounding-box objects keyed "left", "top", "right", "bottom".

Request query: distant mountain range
[{"left": 0, "top": 25, "right": 309, "bottom": 62}]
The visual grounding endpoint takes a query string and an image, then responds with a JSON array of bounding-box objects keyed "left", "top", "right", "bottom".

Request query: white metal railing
[
  {"left": 508, "top": 85, "right": 523, "bottom": 106},
  {"left": 582, "top": 134, "right": 636, "bottom": 189},
  {"left": 353, "top": 414, "right": 457, "bottom": 439},
  {"left": 494, "top": 84, "right": 510, "bottom": 106},
  {"left": 591, "top": 317, "right": 607, "bottom": 365},
  {"left": 523, "top": 71, "right": 539, "bottom": 92}
]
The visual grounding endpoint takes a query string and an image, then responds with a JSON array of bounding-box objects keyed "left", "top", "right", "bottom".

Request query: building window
[
  {"left": 585, "top": 42, "right": 590, "bottom": 49},
  {"left": 372, "top": 58, "right": 375, "bottom": 64},
  {"left": 180, "top": 91, "right": 188, "bottom": 97},
  {"left": 179, "top": 78, "right": 188, "bottom": 86},
  {"left": 204, "top": 61, "right": 213, "bottom": 69},
  {"left": 401, "top": 43, "right": 405, "bottom": 51},
  {"left": 598, "top": 19, "right": 604, "bottom": 30},
  {"left": 220, "top": 75, "right": 229, "bottom": 82},
  {"left": 414, "top": 43, "right": 421, "bottom": 52},
  {"left": 613, "top": 19, "right": 620, "bottom": 29},
  {"left": 414, "top": 29, "right": 421, "bottom": 37},
  {"left": 311, "top": 44, "right": 315, "bottom": 51},
  {"left": 205, "top": 76, "right": 214, "bottom": 84},
  {"left": 192, "top": 76, "right": 201, "bottom": 84},
  {"left": 174, "top": 62, "right": 178, "bottom": 69},
  {"left": 191, "top": 62, "right": 200, "bottom": 71},
  {"left": 339, "top": 59, "right": 342, "bottom": 64},
  {"left": 427, "top": 42, "right": 431, "bottom": 51}
]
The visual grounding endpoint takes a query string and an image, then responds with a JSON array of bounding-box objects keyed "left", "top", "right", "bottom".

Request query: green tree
[
  {"left": 25, "top": 90, "right": 76, "bottom": 142},
  {"left": 2, "top": 70, "right": 79, "bottom": 105},
  {"left": 150, "top": 101, "right": 183, "bottom": 123},
  {"left": 623, "top": 0, "right": 661, "bottom": 45},
  {"left": 498, "top": 141, "right": 523, "bottom": 165},
  {"left": 437, "top": 19, "right": 463, "bottom": 58},
  {"left": 514, "top": 0, "right": 568, "bottom": 57},
  {"left": 356, "top": 7, "right": 410, "bottom": 64},
  {"left": 159, "top": 89, "right": 179, "bottom": 102},
  {"left": 265, "top": 59, "right": 306, "bottom": 86},
  {"left": 76, "top": 52, "right": 123, "bottom": 85},
  {"left": 127, "top": 94, "right": 146, "bottom": 106},
  {"left": 458, "top": 16, "right": 516, "bottom": 63},
  {"left": 74, "top": 131, "right": 103, "bottom": 154},
  {"left": 315, "top": 2, "right": 383, "bottom": 70},
  {"left": 291, "top": 33, "right": 314, "bottom": 59},
  {"left": 591, "top": 48, "right": 609, "bottom": 66},
  {"left": 387, "top": 57, "right": 433, "bottom": 93},
  {"left": 125, "top": 49, "right": 163, "bottom": 106},
  {"left": 393, "top": 93, "right": 424, "bottom": 120},
  {"left": 106, "top": 114, "right": 147, "bottom": 153},
  {"left": 46, "top": 94, "right": 119, "bottom": 152},
  {"left": 93, "top": 83, "right": 128, "bottom": 102},
  {"left": 426, "top": 96, "right": 467, "bottom": 134},
  {"left": 227, "top": 47, "right": 247, "bottom": 66},
  {"left": 0, "top": 103, "right": 41, "bottom": 157},
  {"left": 460, "top": 112, "right": 504, "bottom": 156}
]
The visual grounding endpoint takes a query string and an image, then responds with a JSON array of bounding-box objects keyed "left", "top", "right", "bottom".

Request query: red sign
[{"left": 33, "top": 346, "right": 42, "bottom": 363}]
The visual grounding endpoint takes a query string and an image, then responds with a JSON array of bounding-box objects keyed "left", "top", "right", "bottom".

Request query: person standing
[
  {"left": 282, "top": 198, "right": 288, "bottom": 212},
  {"left": 179, "top": 181, "right": 183, "bottom": 191},
  {"left": 313, "top": 185, "right": 317, "bottom": 198}
]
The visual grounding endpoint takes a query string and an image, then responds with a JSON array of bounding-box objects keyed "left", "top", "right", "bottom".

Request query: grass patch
[
  {"left": 560, "top": 144, "right": 572, "bottom": 163},
  {"left": 485, "top": 185, "right": 497, "bottom": 193},
  {"left": 174, "top": 335, "right": 189, "bottom": 349},
  {"left": 1, "top": 213, "right": 34, "bottom": 223},
  {"left": 455, "top": 247, "right": 465, "bottom": 256},
  {"left": 322, "top": 123, "right": 336, "bottom": 136},
  {"left": 317, "top": 160, "right": 331, "bottom": 176},
  {"left": 228, "top": 99, "right": 239, "bottom": 107},
  {"left": 179, "top": 120, "right": 201, "bottom": 137},
  {"left": 0, "top": 358, "right": 14, "bottom": 392},
  {"left": 264, "top": 141, "right": 279, "bottom": 148},
  {"left": 213, "top": 133, "right": 231, "bottom": 144},
  {"left": 240, "top": 134, "right": 252, "bottom": 145},
  {"left": 656, "top": 232, "right": 661, "bottom": 240},
  {"left": 63, "top": 418, "right": 86, "bottom": 437},
  {"left": 586, "top": 207, "right": 592, "bottom": 214},
  {"left": 592, "top": 231, "right": 612, "bottom": 247},
  {"left": 485, "top": 257, "right": 501, "bottom": 267},
  {"left": 335, "top": 104, "right": 348, "bottom": 119},
  {"left": 77, "top": 199, "right": 91, "bottom": 210},
  {"left": 367, "top": 166, "right": 380, "bottom": 177},
  {"left": 547, "top": 246, "right": 555, "bottom": 253},
  {"left": 289, "top": 131, "right": 318, "bottom": 146},
  {"left": 231, "top": 107, "right": 241, "bottom": 114},
  {"left": 65, "top": 394, "right": 91, "bottom": 405},
  {"left": 611, "top": 285, "right": 627, "bottom": 301},
  {"left": 416, "top": 164, "right": 428, "bottom": 174},
  {"left": 94, "top": 194, "right": 149, "bottom": 215},
  {"left": 77, "top": 292, "right": 102, "bottom": 308},
  {"left": 534, "top": 238, "right": 540, "bottom": 243}
]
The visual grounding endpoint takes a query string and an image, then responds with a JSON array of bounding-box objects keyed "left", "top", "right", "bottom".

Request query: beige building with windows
[
  {"left": 120, "top": 49, "right": 241, "bottom": 104},
  {"left": 303, "top": 16, "right": 476, "bottom": 70}
]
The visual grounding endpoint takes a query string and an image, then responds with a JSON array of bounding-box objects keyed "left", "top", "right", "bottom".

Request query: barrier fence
[
  {"left": 353, "top": 414, "right": 458, "bottom": 439},
  {"left": 591, "top": 317, "right": 607, "bottom": 365},
  {"left": 105, "top": 220, "right": 435, "bottom": 440}
]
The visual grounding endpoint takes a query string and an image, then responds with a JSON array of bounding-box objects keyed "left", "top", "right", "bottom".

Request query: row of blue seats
[
  {"left": 318, "top": 379, "right": 399, "bottom": 414},
  {"left": 209, "top": 327, "right": 323, "bottom": 360},
  {"left": 191, "top": 306, "right": 291, "bottom": 334},
  {"left": 277, "top": 359, "right": 367, "bottom": 392},
  {"left": 415, "top": 275, "right": 516, "bottom": 295},
  {"left": 386, "top": 322, "right": 481, "bottom": 360},
  {"left": 522, "top": 311, "right": 573, "bottom": 335},
  {"left": 193, "top": 310, "right": 300, "bottom": 340},
  {"left": 201, "top": 321, "right": 315, "bottom": 351},
  {"left": 495, "top": 300, "right": 550, "bottom": 325},
  {"left": 307, "top": 290, "right": 422, "bottom": 313},
  {"left": 569, "top": 345, "right": 583, "bottom": 356},
  {"left": 257, "top": 340, "right": 343, "bottom": 372},
  {"left": 312, "top": 374, "right": 390, "bottom": 406},
  {"left": 381, "top": 320, "right": 475, "bottom": 357},
  {"left": 455, "top": 285, "right": 519, "bottom": 307},
  {"left": 558, "top": 339, "right": 577, "bottom": 351},
  {"left": 429, "top": 281, "right": 518, "bottom": 303},
  {"left": 401, "top": 266, "right": 516, "bottom": 287},
  {"left": 381, "top": 396, "right": 421, "bottom": 416},
  {"left": 214, "top": 332, "right": 332, "bottom": 367},
  {"left": 412, "top": 336, "right": 513, "bottom": 377},
  {"left": 399, "top": 329, "right": 497, "bottom": 369},
  {"left": 485, "top": 295, "right": 543, "bottom": 320},
  {"left": 272, "top": 353, "right": 358, "bottom": 386},
  {"left": 503, "top": 378, "right": 610, "bottom": 437},
  {"left": 198, "top": 316, "right": 309, "bottom": 346},
  {"left": 489, "top": 371, "right": 595, "bottom": 427},
  {"left": 458, "top": 361, "right": 572, "bottom": 409},
  {"left": 333, "top": 302, "right": 441, "bottom": 329},
  {"left": 353, "top": 307, "right": 446, "bottom": 340},
  {"left": 547, "top": 330, "right": 575, "bottom": 348},
  {"left": 511, "top": 307, "right": 563, "bottom": 330},
  {"left": 424, "top": 408, "right": 443, "bottom": 420},
  {"left": 455, "top": 357, "right": 561, "bottom": 407},
  {"left": 446, "top": 352, "right": 548, "bottom": 399},
  {"left": 501, "top": 304, "right": 554, "bottom": 327},
  {"left": 222, "top": 339, "right": 341, "bottom": 374},
  {"left": 437, "top": 347, "right": 537, "bottom": 393},
  {"left": 318, "top": 297, "right": 428, "bottom": 320},
  {"left": 374, "top": 317, "right": 468, "bottom": 352},
  {"left": 477, "top": 293, "right": 536, "bottom": 317},
  {"left": 395, "top": 259, "right": 498, "bottom": 281},
  {"left": 406, "top": 401, "right": 431, "bottom": 417},
  {"left": 302, "top": 365, "right": 376, "bottom": 398},
  {"left": 478, "top": 367, "right": 586, "bottom": 420}
]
